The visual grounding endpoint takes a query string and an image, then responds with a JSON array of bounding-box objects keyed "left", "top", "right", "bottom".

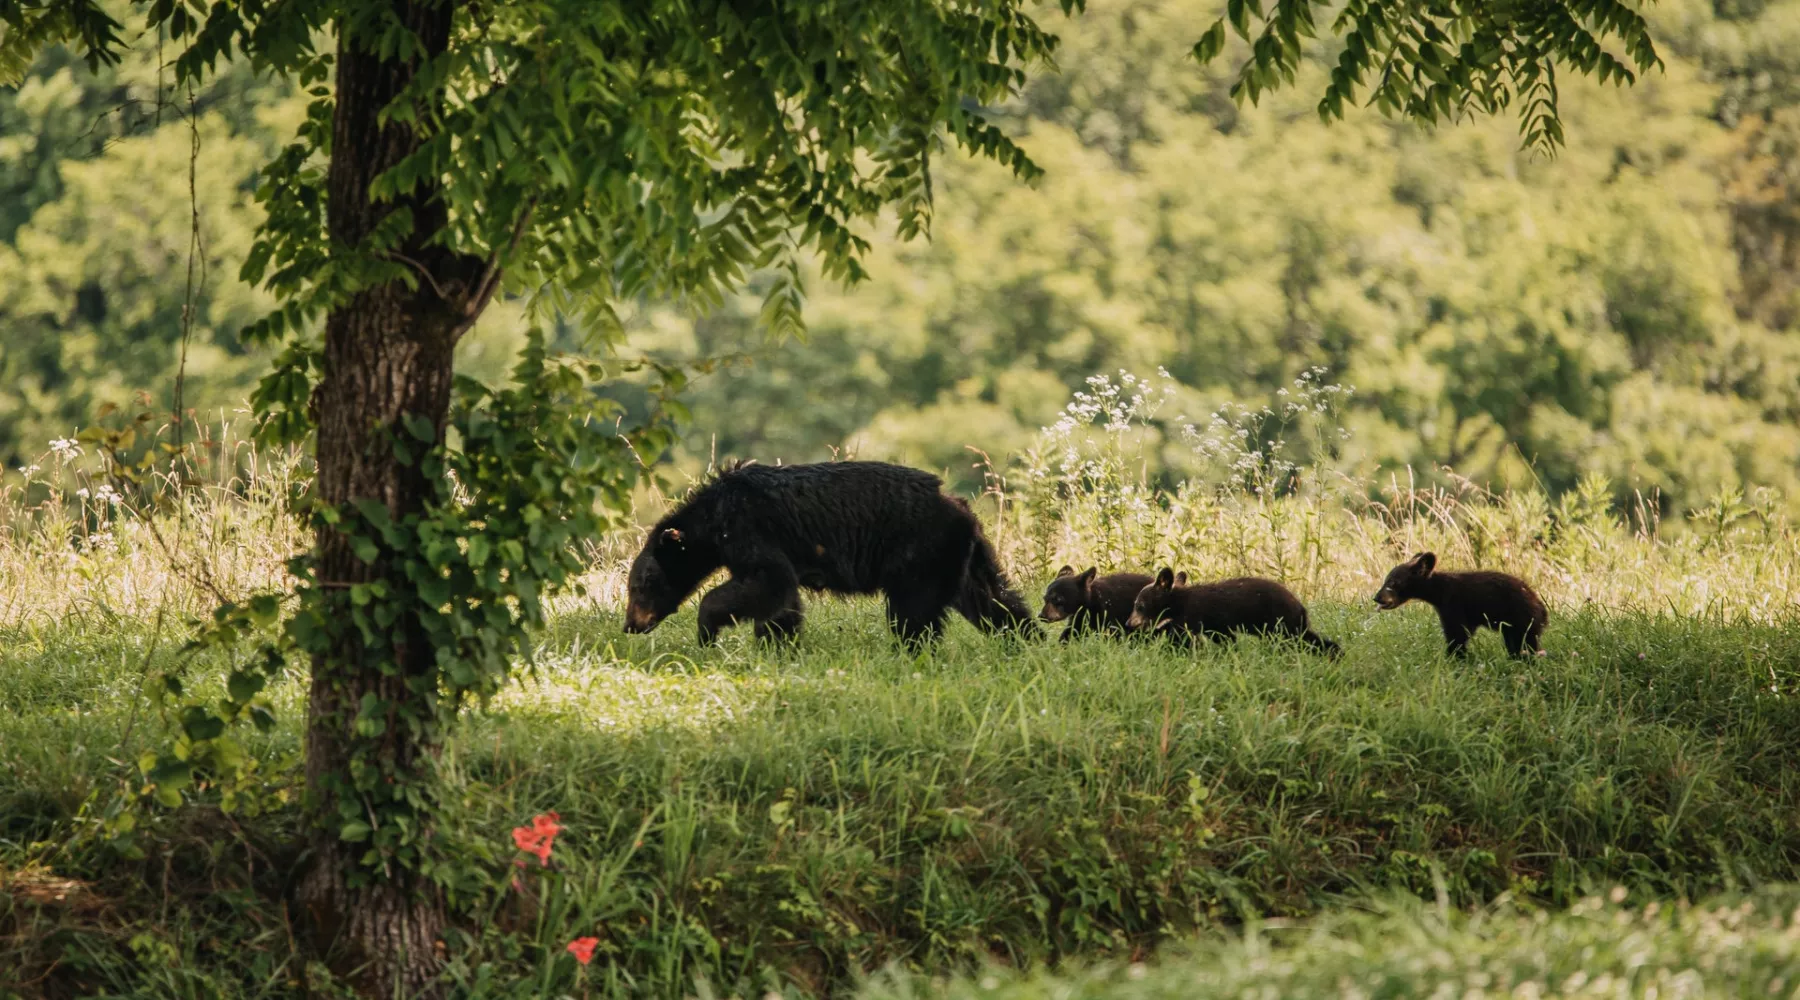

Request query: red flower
[
  {"left": 510, "top": 811, "right": 564, "bottom": 866},
  {"left": 567, "top": 936, "right": 599, "bottom": 966}
]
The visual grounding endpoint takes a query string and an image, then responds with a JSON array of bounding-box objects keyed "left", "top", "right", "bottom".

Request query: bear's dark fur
[
  {"left": 623, "top": 461, "right": 1037, "bottom": 645},
  {"left": 1374, "top": 552, "right": 1547, "bottom": 658},
  {"left": 1126, "top": 568, "right": 1340, "bottom": 656},
  {"left": 1039, "top": 566, "right": 1154, "bottom": 641}
]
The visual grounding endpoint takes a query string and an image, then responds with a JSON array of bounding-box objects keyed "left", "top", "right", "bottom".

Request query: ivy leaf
[
  {"left": 402, "top": 412, "right": 437, "bottom": 442},
  {"left": 247, "top": 593, "right": 282, "bottom": 626},
  {"left": 227, "top": 670, "right": 266, "bottom": 704},
  {"left": 181, "top": 706, "right": 226, "bottom": 742},
  {"left": 353, "top": 499, "right": 394, "bottom": 533},
  {"left": 147, "top": 757, "right": 192, "bottom": 787}
]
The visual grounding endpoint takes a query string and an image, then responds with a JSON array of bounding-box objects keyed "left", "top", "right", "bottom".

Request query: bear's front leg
[
  {"left": 697, "top": 558, "right": 803, "bottom": 645},
  {"left": 697, "top": 580, "right": 754, "bottom": 645}
]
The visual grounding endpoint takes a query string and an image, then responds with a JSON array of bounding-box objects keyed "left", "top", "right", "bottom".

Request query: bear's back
[
  {"left": 1179, "top": 576, "right": 1307, "bottom": 630},
  {"left": 724, "top": 461, "right": 941, "bottom": 494},
  {"left": 702, "top": 462, "right": 966, "bottom": 589},
  {"left": 720, "top": 462, "right": 947, "bottom": 522}
]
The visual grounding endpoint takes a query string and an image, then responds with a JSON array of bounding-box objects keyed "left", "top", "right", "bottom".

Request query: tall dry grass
[
  {"left": 1, "top": 378, "right": 1795, "bottom": 629},
  {"left": 0, "top": 414, "right": 304, "bottom": 627},
  {"left": 988, "top": 370, "right": 1800, "bottom": 620}
]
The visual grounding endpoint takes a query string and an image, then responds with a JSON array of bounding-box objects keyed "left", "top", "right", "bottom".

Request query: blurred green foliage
[
  {"left": 0, "top": 34, "right": 535, "bottom": 462},
  {"left": 5, "top": 0, "right": 1800, "bottom": 514}
]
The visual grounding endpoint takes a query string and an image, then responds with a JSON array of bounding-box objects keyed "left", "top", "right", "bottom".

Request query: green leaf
[
  {"left": 227, "top": 670, "right": 266, "bottom": 703},
  {"left": 353, "top": 499, "right": 393, "bottom": 531},
  {"left": 247, "top": 593, "right": 282, "bottom": 625},
  {"left": 1227, "top": 0, "right": 1254, "bottom": 40},
  {"left": 406, "top": 416, "right": 435, "bottom": 447},
  {"left": 147, "top": 757, "right": 191, "bottom": 787},
  {"left": 1193, "top": 21, "right": 1229, "bottom": 64},
  {"left": 181, "top": 706, "right": 226, "bottom": 742}
]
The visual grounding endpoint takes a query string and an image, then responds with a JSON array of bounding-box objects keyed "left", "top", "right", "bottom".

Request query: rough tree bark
[{"left": 295, "top": 0, "right": 492, "bottom": 993}]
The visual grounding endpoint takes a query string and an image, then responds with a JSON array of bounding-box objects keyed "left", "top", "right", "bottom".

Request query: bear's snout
[
  {"left": 623, "top": 603, "right": 661, "bottom": 633},
  {"left": 1039, "top": 603, "right": 1066, "bottom": 623}
]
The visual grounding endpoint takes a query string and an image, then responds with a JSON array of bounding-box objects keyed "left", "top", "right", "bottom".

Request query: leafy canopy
[
  {"left": 1191, "top": 0, "right": 1662, "bottom": 150},
  {"left": 3, "top": 0, "right": 1068, "bottom": 351},
  {"left": 2, "top": 0, "right": 1665, "bottom": 357}
]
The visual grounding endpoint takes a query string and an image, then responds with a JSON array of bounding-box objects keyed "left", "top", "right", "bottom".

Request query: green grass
[
  {"left": 7, "top": 592, "right": 1800, "bottom": 997},
  {"left": 858, "top": 887, "right": 1800, "bottom": 1000}
]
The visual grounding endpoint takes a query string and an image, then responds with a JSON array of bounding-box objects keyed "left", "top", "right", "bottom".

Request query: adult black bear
[
  {"left": 1374, "top": 552, "right": 1547, "bottom": 658},
  {"left": 1039, "top": 566, "right": 1154, "bottom": 641},
  {"left": 622, "top": 461, "right": 1037, "bottom": 645},
  {"left": 1126, "top": 568, "right": 1340, "bottom": 656}
]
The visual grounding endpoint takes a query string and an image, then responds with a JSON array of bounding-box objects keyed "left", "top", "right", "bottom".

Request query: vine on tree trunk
[{"left": 83, "top": 334, "right": 688, "bottom": 926}]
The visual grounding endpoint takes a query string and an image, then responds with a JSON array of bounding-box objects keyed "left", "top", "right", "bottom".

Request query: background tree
[
  {"left": 1, "top": 0, "right": 1664, "bottom": 992},
  {"left": 620, "top": 0, "right": 1800, "bottom": 512}
]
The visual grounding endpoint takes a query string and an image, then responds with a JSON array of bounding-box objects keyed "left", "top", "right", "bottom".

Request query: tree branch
[
  {"left": 381, "top": 250, "right": 453, "bottom": 301},
  {"left": 449, "top": 196, "right": 537, "bottom": 343}
]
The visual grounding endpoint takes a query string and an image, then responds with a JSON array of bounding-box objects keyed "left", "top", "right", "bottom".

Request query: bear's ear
[
  {"left": 1155, "top": 567, "right": 1176, "bottom": 589},
  {"left": 660, "top": 527, "right": 685, "bottom": 546},
  {"left": 1077, "top": 567, "right": 1098, "bottom": 589},
  {"left": 1174, "top": 571, "right": 1189, "bottom": 587},
  {"left": 1056, "top": 564, "right": 1076, "bottom": 578},
  {"left": 1409, "top": 551, "right": 1436, "bottom": 575}
]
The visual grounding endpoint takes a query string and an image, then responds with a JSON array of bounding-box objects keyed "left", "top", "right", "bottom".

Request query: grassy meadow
[
  {"left": 10, "top": 0, "right": 1800, "bottom": 992},
  {"left": 4, "top": 421, "right": 1800, "bottom": 998}
]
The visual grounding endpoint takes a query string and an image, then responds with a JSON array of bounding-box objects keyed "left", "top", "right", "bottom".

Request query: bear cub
[
  {"left": 1126, "top": 568, "right": 1339, "bottom": 656},
  {"left": 1374, "top": 552, "right": 1547, "bottom": 658},
  {"left": 1039, "top": 566, "right": 1155, "bottom": 640}
]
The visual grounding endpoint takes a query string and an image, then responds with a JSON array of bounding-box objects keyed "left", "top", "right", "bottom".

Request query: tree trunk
[{"left": 295, "top": 1, "right": 487, "bottom": 994}]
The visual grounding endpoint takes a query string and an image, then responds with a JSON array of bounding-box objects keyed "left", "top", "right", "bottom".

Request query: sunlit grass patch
[
  {"left": 859, "top": 887, "right": 1800, "bottom": 1000},
  {"left": 494, "top": 649, "right": 779, "bottom": 736}
]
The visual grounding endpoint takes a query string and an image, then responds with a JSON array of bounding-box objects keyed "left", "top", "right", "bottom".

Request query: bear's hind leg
[
  {"left": 1301, "top": 630, "right": 1342, "bottom": 658},
  {"left": 886, "top": 592, "right": 950, "bottom": 648},
  {"left": 755, "top": 593, "right": 805, "bottom": 643},
  {"left": 957, "top": 585, "right": 1037, "bottom": 636},
  {"left": 1501, "top": 620, "right": 1540, "bottom": 658}
]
